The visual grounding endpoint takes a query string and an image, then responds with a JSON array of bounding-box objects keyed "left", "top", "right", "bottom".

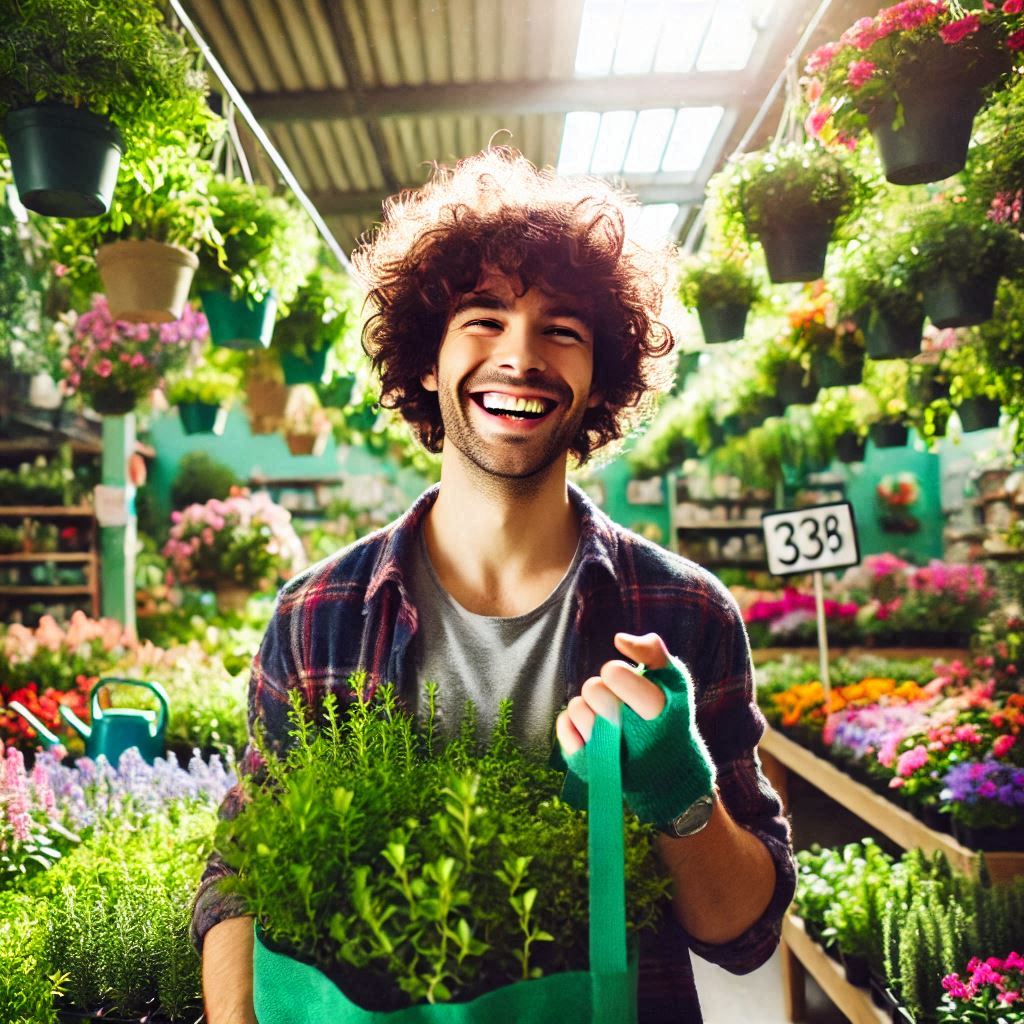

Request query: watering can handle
[
  {"left": 93, "top": 678, "right": 171, "bottom": 737},
  {"left": 5, "top": 701, "right": 62, "bottom": 747}
]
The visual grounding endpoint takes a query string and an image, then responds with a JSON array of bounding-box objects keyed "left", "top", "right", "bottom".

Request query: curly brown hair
[{"left": 351, "top": 147, "right": 678, "bottom": 466}]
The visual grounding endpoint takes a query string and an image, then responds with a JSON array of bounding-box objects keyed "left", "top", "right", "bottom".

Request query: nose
[{"left": 493, "top": 317, "right": 548, "bottom": 374}]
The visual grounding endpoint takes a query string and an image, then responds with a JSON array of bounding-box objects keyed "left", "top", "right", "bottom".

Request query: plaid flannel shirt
[{"left": 191, "top": 482, "right": 795, "bottom": 1022}]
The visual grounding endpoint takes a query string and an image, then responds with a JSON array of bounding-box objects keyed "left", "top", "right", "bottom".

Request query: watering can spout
[
  {"left": 58, "top": 704, "right": 92, "bottom": 740},
  {"left": 6, "top": 701, "right": 63, "bottom": 748}
]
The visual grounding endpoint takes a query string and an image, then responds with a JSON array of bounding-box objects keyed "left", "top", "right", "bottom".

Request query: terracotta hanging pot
[
  {"left": 96, "top": 239, "right": 199, "bottom": 323},
  {"left": 284, "top": 430, "right": 328, "bottom": 457},
  {"left": 245, "top": 377, "right": 289, "bottom": 435},
  {"left": 835, "top": 432, "right": 866, "bottom": 464}
]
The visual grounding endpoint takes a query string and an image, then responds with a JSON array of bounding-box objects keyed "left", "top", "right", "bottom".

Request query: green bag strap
[{"left": 586, "top": 712, "right": 627, "bottom": 977}]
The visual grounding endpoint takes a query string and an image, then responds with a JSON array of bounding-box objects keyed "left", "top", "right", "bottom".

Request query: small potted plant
[
  {"left": 943, "top": 339, "right": 1004, "bottom": 432},
  {"left": 755, "top": 332, "right": 817, "bottom": 408},
  {"left": 0, "top": 0, "right": 210, "bottom": 218},
  {"left": 243, "top": 349, "right": 290, "bottom": 434},
  {"left": 861, "top": 358, "right": 910, "bottom": 448},
  {"left": 677, "top": 251, "right": 761, "bottom": 344},
  {"left": 194, "top": 176, "right": 320, "bottom": 350},
  {"left": 803, "top": 2, "right": 1022, "bottom": 185},
  {"left": 281, "top": 384, "right": 333, "bottom": 457},
  {"left": 938, "top": 952, "right": 1024, "bottom": 1023},
  {"left": 164, "top": 348, "right": 243, "bottom": 436},
  {"left": 708, "top": 142, "right": 869, "bottom": 283},
  {"left": 941, "top": 760, "right": 1024, "bottom": 850}
]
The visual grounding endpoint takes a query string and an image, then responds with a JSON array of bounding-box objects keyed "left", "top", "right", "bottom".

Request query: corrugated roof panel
[
  {"left": 379, "top": 118, "right": 415, "bottom": 182},
  {"left": 542, "top": 114, "right": 567, "bottom": 167},
  {"left": 252, "top": 0, "right": 306, "bottom": 91},
  {"left": 342, "top": 0, "right": 381, "bottom": 86},
  {"left": 547, "top": 0, "right": 587, "bottom": 78},
  {"left": 391, "top": 0, "right": 428, "bottom": 84},
  {"left": 416, "top": 120, "right": 443, "bottom": 174},
  {"left": 420, "top": 1, "right": 450, "bottom": 84},
  {"left": 308, "top": 122, "right": 354, "bottom": 192},
  {"left": 447, "top": 0, "right": 477, "bottom": 84},
  {"left": 497, "top": 1, "right": 528, "bottom": 81},
  {"left": 289, "top": 0, "right": 344, "bottom": 89},
  {"left": 523, "top": 0, "right": 557, "bottom": 80},
  {"left": 188, "top": 1, "right": 258, "bottom": 91},
  {"left": 437, "top": 118, "right": 459, "bottom": 165},
  {"left": 217, "top": 0, "right": 281, "bottom": 91},
  {"left": 271, "top": 123, "right": 323, "bottom": 191},
  {"left": 362, "top": 0, "right": 405, "bottom": 86},
  {"left": 341, "top": 120, "right": 387, "bottom": 191}
]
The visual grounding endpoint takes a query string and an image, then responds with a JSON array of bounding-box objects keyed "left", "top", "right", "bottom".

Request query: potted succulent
[
  {"left": 44, "top": 142, "right": 224, "bottom": 323},
  {"left": 0, "top": 0, "right": 210, "bottom": 218},
  {"left": 709, "top": 142, "right": 869, "bottom": 283},
  {"left": 803, "top": 1, "right": 1022, "bottom": 185},
  {"left": 677, "top": 252, "right": 761, "bottom": 344},
  {"left": 164, "top": 349, "right": 243, "bottom": 436},
  {"left": 194, "top": 176, "right": 320, "bottom": 350},
  {"left": 272, "top": 263, "right": 362, "bottom": 384},
  {"left": 900, "top": 200, "right": 1024, "bottom": 328},
  {"left": 281, "top": 384, "right": 332, "bottom": 457}
]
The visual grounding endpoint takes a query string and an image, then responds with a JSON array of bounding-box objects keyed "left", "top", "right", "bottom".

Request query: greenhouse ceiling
[{"left": 179, "top": 0, "right": 879, "bottom": 255}]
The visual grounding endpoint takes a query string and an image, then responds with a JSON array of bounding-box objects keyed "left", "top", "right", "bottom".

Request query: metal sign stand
[{"left": 812, "top": 570, "right": 831, "bottom": 705}]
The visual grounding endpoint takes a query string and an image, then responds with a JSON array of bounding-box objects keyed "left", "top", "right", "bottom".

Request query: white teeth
[{"left": 480, "top": 392, "right": 548, "bottom": 414}]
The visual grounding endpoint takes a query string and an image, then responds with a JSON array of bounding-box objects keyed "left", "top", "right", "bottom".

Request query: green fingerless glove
[{"left": 562, "top": 655, "right": 715, "bottom": 826}]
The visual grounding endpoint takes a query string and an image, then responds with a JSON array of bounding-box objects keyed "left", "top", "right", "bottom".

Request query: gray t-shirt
[{"left": 407, "top": 527, "right": 583, "bottom": 751}]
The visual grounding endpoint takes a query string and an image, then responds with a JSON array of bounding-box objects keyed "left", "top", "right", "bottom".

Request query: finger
[
  {"left": 614, "top": 631, "right": 670, "bottom": 670},
  {"left": 598, "top": 659, "right": 667, "bottom": 720},
  {"left": 565, "top": 694, "right": 597, "bottom": 744},
  {"left": 580, "top": 677, "right": 622, "bottom": 726},
  {"left": 555, "top": 708, "right": 585, "bottom": 755}
]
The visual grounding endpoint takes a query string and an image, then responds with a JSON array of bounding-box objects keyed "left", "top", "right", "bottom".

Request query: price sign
[{"left": 761, "top": 502, "right": 860, "bottom": 577}]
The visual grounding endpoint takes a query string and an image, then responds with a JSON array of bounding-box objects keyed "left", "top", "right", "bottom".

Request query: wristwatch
[{"left": 656, "top": 794, "right": 715, "bottom": 838}]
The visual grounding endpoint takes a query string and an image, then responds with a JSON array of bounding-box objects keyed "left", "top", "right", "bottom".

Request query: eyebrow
[{"left": 452, "top": 291, "right": 592, "bottom": 325}]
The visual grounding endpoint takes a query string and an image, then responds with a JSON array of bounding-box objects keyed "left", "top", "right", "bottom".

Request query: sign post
[{"left": 761, "top": 502, "right": 861, "bottom": 706}]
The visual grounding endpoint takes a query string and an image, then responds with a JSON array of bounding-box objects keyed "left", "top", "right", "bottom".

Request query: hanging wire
[{"left": 167, "top": 0, "right": 352, "bottom": 271}]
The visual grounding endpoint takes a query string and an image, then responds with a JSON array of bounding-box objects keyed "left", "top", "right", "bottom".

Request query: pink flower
[
  {"left": 942, "top": 973, "right": 974, "bottom": 1000},
  {"left": 993, "top": 734, "right": 1016, "bottom": 758},
  {"left": 1009, "top": 26, "right": 1024, "bottom": 47},
  {"left": 805, "top": 41, "right": 843, "bottom": 73},
  {"left": 805, "top": 107, "right": 831, "bottom": 138},
  {"left": 896, "top": 744, "right": 930, "bottom": 777},
  {"left": 1004, "top": 0, "right": 1022, "bottom": 12},
  {"left": 95, "top": 359, "right": 113, "bottom": 379},
  {"left": 940, "top": 14, "right": 981, "bottom": 42},
  {"left": 130, "top": 353, "right": 147, "bottom": 368},
  {"left": 846, "top": 59, "right": 877, "bottom": 87},
  {"left": 805, "top": 76, "right": 824, "bottom": 103}
]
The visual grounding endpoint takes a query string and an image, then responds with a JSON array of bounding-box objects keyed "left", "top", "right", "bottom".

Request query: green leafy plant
[
  {"left": 272, "top": 261, "right": 363, "bottom": 367},
  {"left": 170, "top": 450, "right": 240, "bottom": 510},
  {"left": 0, "top": 889, "right": 67, "bottom": 1024},
  {"left": 677, "top": 252, "right": 761, "bottom": 310},
  {"left": 834, "top": 234, "right": 922, "bottom": 323},
  {"left": 964, "top": 74, "right": 1024, "bottom": 210},
  {"left": 0, "top": 0, "right": 212, "bottom": 148},
  {"left": 217, "top": 684, "right": 670, "bottom": 1011},
  {"left": 165, "top": 347, "right": 244, "bottom": 407}
]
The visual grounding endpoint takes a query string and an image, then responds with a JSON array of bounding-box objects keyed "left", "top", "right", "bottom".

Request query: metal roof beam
[{"left": 245, "top": 71, "right": 753, "bottom": 122}]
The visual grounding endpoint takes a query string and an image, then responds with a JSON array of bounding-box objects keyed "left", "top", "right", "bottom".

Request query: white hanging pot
[{"left": 28, "top": 372, "right": 63, "bottom": 409}]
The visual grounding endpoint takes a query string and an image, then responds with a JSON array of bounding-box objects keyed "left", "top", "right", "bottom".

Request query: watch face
[{"left": 671, "top": 795, "right": 714, "bottom": 837}]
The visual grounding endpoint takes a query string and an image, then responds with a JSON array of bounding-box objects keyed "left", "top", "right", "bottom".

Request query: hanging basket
[
  {"left": 757, "top": 218, "right": 834, "bottom": 284},
  {"left": 835, "top": 432, "right": 866, "bottom": 464},
  {"left": 956, "top": 397, "right": 1001, "bottom": 432},
  {"left": 921, "top": 272, "right": 999, "bottom": 329},
  {"left": 284, "top": 430, "right": 329, "bottom": 457},
  {"left": 87, "top": 384, "right": 138, "bottom": 416},
  {"left": 864, "top": 307, "right": 924, "bottom": 360},
  {"left": 811, "top": 350, "right": 864, "bottom": 389},
  {"left": 281, "top": 345, "right": 330, "bottom": 385},
  {"left": 317, "top": 373, "right": 357, "bottom": 409},
  {"left": 869, "top": 82, "right": 984, "bottom": 186},
  {"left": 96, "top": 239, "right": 199, "bottom": 323},
  {"left": 776, "top": 363, "right": 818, "bottom": 407},
  {"left": 869, "top": 421, "right": 908, "bottom": 448},
  {"left": 178, "top": 401, "right": 227, "bottom": 436},
  {"left": 696, "top": 302, "right": 749, "bottom": 344},
  {"left": 201, "top": 289, "right": 277, "bottom": 350},
  {"left": 3, "top": 103, "right": 123, "bottom": 218}
]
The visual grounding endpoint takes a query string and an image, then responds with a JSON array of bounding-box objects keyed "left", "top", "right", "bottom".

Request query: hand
[{"left": 556, "top": 632, "right": 669, "bottom": 755}]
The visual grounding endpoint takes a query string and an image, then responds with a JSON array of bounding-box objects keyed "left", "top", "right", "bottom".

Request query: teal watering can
[{"left": 8, "top": 677, "right": 170, "bottom": 765}]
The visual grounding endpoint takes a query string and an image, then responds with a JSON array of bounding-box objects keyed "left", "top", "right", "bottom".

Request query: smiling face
[{"left": 421, "top": 271, "right": 603, "bottom": 482}]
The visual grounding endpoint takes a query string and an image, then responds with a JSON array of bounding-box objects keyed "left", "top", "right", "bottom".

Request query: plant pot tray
[{"left": 760, "top": 727, "right": 1024, "bottom": 884}]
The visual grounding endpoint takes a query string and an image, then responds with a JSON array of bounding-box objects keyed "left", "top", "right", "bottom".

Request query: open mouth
[{"left": 469, "top": 392, "right": 558, "bottom": 422}]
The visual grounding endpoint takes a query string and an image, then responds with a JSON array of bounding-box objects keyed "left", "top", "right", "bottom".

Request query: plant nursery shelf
[
  {"left": 759, "top": 727, "right": 1024, "bottom": 882},
  {"left": 0, "top": 506, "right": 95, "bottom": 517},
  {"left": 0, "top": 552, "right": 93, "bottom": 563},
  {"left": 0, "top": 585, "right": 94, "bottom": 596},
  {"left": 781, "top": 913, "right": 889, "bottom": 1024}
]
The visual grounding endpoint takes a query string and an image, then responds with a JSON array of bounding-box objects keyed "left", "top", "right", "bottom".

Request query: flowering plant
[
  {"left": 877, "top": 472, "right": 921, "bottom": 508},
  {"left": 62, "top": 295, "right": 208, "bottom": 412},
  {"left": 162, "top": 488, "right": 306, "bottom": 592},
  {"left": 940, "top": 952, "right": 1024, "bottom": 1022},
  {"left": 940, "top": 760, "right": 1024, "bottom": 829},
  {"left": 803, "top": 1, "right": 1023, "bottom": 149},
  {"left": 282, "top": 384, "right": 333, "bottom": 436}
]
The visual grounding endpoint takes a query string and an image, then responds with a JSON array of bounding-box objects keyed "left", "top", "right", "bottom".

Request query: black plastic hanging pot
[
  {"left": 922, "top": 271, "right": 999, "bottom": 328},
  {"left": 869, "top": 82, "right": 984, "bottom": 186},
  {"left": 3, "top": 103, "right": 124, "bottom": 218},
  {"left": 864, "top": 307, "right": 924, "bottom": 360},
  {"left": 835, "top": 432, "right": 866, "bottom": 463},
  {"left": 776, "top": 363, "right": 818, "bottom": 406},
  {"left": 957, "top": 396, "right": 1001, "bottom": 432},
  {"left": 757, "top": 218, "right": 834, "bottom": 284},
  {"left": 697, "top": 301, "right": 749, "bottom": 344},
  {"left": 869, "top": 421, "right": 908, "bottom": 448},
  {"left": 811, "top": 349, "right": 864, "bottom": 389},
  {"left": 667, "top": 436, "right": 698, "bottom": 463},
  {"left": 88, "top": 384, "right": 138, "bottom": 416}
]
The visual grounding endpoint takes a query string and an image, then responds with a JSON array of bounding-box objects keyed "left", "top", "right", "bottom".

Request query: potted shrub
[
  {"left": 0, "top": 0, "right": 210, "bottom": 218},
  {"left": 273, "top": 263, "right": 362, "bottom": 384},
  {"left": 677, "top": 252, "right": 761, "bottom": 344},
  {"left": 194, "top": 177, "right": 319, "bottom": 350},
  {"left": 46, "top": 143, "right": 224, "bottom": 323},
  {"left": 709, "top": 142, "right": 869, "bottom": 283},
  {"left": 281, "top": 384, "right": 332, "bottom": 457},
  {"left": 803, "top": 3, "right": 1021, "bottom": 185},
  {"left": 164, "top": 349, "right": 243, "bottom": 436},
  {"left": 62, "top": 295, "right": 204, "bottom": 416},
  {"left": 901, "top": 200, "right": 1024, "bottom": 328}
]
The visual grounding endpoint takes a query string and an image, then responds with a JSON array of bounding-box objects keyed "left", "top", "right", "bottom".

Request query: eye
[
  {"left": 464, "top": 318, "right": 503, "bottom": 330},
  {"left": 546, "top": 325, "right": 585, "bottom": 342}
]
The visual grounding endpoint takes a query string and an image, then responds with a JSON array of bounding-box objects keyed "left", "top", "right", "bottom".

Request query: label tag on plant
[
  {"left": 94, "top": 485, "right": 129, "bottom": 527},
  {"left": 761, "top": 501, "right": 860, "bottom": 577}
]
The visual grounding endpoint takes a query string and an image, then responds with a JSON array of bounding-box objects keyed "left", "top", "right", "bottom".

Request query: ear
[{"left": 421, "top": 367, "right": 438, "bottom": 392}]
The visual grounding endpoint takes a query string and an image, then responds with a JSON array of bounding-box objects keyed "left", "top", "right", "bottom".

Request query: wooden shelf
[
  {"left": 760, "top": 727, "right": 1024, "bottom": 882},
  {"left": 0, "top": 552, "right": 93, "bottom": 563},
  {"left": 0, "top": 506, "right": 95, "bottom": 517},
  {"left": 0, "top": 585, "right": 93, "bottom": 596},
  {"left": 751, "top": 645, "right": 969, "bottom": 665},
  {"left": 781, "top": 914, "right": 888, "bottom": 1024}
]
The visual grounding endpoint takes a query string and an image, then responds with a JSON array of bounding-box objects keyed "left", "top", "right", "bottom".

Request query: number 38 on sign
[{"left": 761, "top": 502, "right": 860, "bottom": 577}]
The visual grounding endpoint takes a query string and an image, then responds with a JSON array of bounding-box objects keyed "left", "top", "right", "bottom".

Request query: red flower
[
  {"left": 1009, "top": 26, "right": 1024, "bottom": 47},
  {"left": 1004, "top": 0, "right": 1023, "bottom": 12},
  {"left": 940, "top": 13, "right": 981, "bottom": 42}
]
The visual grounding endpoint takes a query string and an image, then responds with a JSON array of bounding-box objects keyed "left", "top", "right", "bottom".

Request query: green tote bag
[{"left": 253, "top": 712, "right": 637, "bottom": 1023}]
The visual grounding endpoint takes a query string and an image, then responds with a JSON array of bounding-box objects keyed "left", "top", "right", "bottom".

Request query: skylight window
[
  {"left": 557, "top": 111, "right": 601, "bottom": 175},
  {"left": 590, "top": 110, "right": 637, "bottom": 174},
  {"left": 625, "top": 203, "right": 681, "bottom": 248},
  {"left": 612, "top": 1, "right": 662, "bottom": 74},
  {"left": 660, "top": 106, "right": 724, "bottom": 174},
  {"left": 652, "top": 3, "right": 716, "bottom": 74},
  {"left": 697, "top": 0, "right": 758, "bottom": 71},
  {"left": 623, "top": 109, "right": 676, "bottom": 173}
]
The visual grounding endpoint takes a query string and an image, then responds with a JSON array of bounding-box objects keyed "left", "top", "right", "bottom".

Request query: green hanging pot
[
  {"left": 201, "top": 289, "right": 278, "bottom": 350},
  {"left": 696, "top": 302, "right": 749, "bottom": 344},
  {"left": 3, "top": 103, "right": 124, "bottom": 218},
  {"left": 317, "top": 373, "right": 357, "bottom": 408},
  {"left": 674, "top": 352, "right": 702, "bottom": 390},
  {"left": 811, "top": 349, "right": 864, "bottom": 389},
  {"left": 956, "top": 396, "right": 1001, "bottom": 432},
  {"left": 835, "top": 432, "right": 866, "bottom": 464},
  {"left": 869, "top": 421, "right": 908, "bottom": 448},
  {"left": 864, "top": 307, "right": 924, "bottom": 360},
  {"left": 178, "top": 401, "right": 227, "bottom": 436},
  {"left": 922, "top": 272, "right": 999, "bottom": 329},
  {"left": 869, "top": 81, "right": 984, "bottom": 186},
  {"left": 776, "top": 363, "right": 818, "bottom": 406},
  {"left": 757, "top": 218, "right": 834, "bottom": 284},
  {"left": 281, "top": 345, "right": 330, "bottom": 385}
]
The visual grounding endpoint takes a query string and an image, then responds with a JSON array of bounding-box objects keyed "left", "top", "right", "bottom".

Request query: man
[{"left": 192, "top": 148, "right": 795, "bottom": 1023}]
